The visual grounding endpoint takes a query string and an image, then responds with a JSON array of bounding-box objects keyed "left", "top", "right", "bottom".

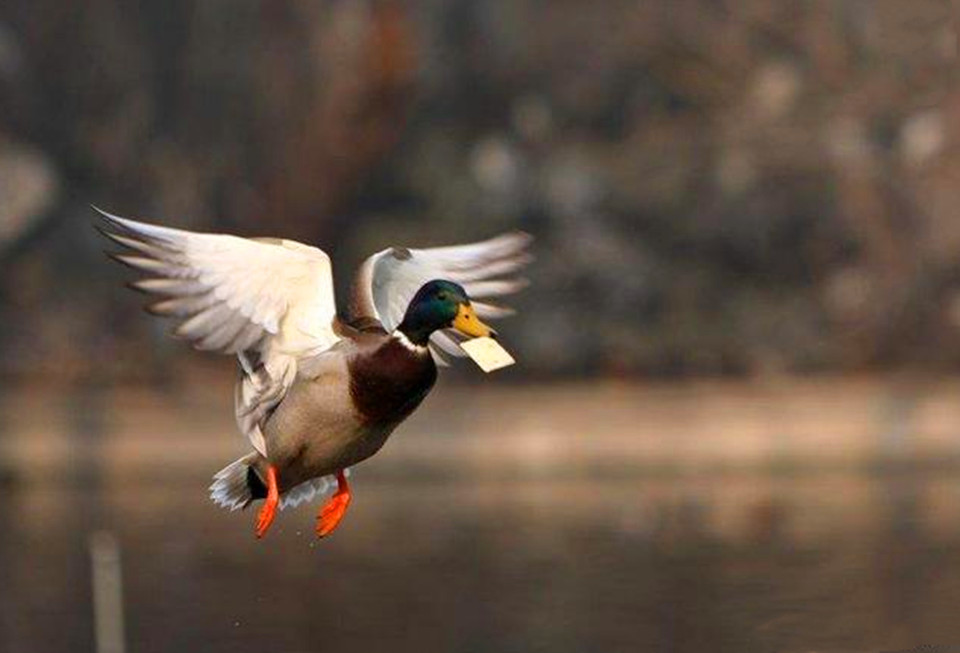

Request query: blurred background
[{"left": 2, "top": 1, "right": 960, "bottom": 652}]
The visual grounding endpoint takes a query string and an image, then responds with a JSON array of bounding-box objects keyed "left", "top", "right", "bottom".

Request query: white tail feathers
[
  {"left": 279, "top": 474, "right": 339, "bottom": 509},
  {"left": 209, "top": 454, "right": 345, "bottom": 511},
  {"left": 209, "top": 453, "right": 259, "bottom": 511}
]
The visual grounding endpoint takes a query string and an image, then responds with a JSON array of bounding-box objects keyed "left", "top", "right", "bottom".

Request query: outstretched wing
[
  {"left": 350, "top": 232, "right": 532, "bottom": 363},
  {"left": 96, "top": 207, "right": 340, "bottom": 455}
]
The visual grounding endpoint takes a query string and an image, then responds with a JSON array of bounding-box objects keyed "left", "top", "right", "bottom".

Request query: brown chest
[{"left": 348, "top": 339, "right": 437, "bottom": 426}]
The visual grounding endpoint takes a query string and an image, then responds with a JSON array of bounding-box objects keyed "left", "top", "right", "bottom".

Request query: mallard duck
[{"left": 96, "top": 208, "right": 531, "bottom": 539}]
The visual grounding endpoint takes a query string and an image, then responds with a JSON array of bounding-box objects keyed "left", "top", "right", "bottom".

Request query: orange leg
[
  {"left": 316, "top": 470, "right": 351, "bottom": 538},
  {"left": 255, "top": 465, "right": 280, "bottom": 539}
]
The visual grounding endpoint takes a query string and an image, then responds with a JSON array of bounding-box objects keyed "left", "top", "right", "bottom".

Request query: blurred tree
[{"left": 1, "top": 0, "right": 960, "bottom": 379}]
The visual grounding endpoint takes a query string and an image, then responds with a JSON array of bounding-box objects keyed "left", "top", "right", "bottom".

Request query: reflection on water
[
  {"left": 4, "top": 379, "right": 960, "bottom": 652},
  {"left": 2, "top": 474, "right": 960, "bottom": 653}
]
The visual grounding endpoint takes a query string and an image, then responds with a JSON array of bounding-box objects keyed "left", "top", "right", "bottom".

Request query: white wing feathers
[
  {"left": 352, "top": 231, "right": 532, "bottom": 364},
  {"left": 96, "top": 208, "right": 340, "bottom": 456}
]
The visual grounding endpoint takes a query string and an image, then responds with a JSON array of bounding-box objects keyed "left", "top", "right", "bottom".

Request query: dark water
[{"left": 2, "top": 472, "right": 960, "bottom": 653}]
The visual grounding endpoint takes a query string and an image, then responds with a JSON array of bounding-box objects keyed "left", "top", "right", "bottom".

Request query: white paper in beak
[{"left": 460, "top": 337, "right": 516, "bottom": 372}]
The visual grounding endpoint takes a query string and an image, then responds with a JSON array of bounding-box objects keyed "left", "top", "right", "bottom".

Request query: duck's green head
[{"left": 398, "top": 279, "right": 494, "bottom": 346}]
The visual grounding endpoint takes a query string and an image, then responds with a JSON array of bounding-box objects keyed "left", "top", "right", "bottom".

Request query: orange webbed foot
[
  {"left": 316, "top": 470, "right": 351, "bottom": 538},
  {"left": 255, "top": 465, "right": 280, "bottom": 539}
]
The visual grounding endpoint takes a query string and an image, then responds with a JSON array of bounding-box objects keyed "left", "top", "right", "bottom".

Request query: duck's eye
[{"left": 437, "top": 292, "right": 448, "bottom": 301}]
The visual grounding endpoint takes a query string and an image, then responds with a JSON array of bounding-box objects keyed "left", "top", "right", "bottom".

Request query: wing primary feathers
[
  {"left": 94, "top": 206, "right": 190, "bottom": 246},
  {"left": 351, "top": 229, "right": 532, "bottom": 363},
  {"left": 129, "top": 278, "right": 207, "bottom": 296},
  {"left": 97, "top": 227, "right": 182, "bottom": 261},
  {"left": 462, "top": 277, "right": 530, "bottom": 298},
  {"left": 97, "top": 206, "right": 341, "bottom": 458},
  {"left": 472, "top": 301, "right": 516, "bottom": 319},
  {"left": 453, "top": 252, "right": 534, "bottom": 282},
  {"left": 432, "top": 331, "right": 468, "bottom": 357},
  {"left": 419, "top": 231, "right": 533, "bottom": 266}
]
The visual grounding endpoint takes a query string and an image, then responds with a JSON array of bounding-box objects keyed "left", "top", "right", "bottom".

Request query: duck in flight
[{"left": 96, "top": 208, "right": 531, "bottom": 539}]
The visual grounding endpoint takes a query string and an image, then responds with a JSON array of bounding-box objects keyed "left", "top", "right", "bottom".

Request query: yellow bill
[
  {"left": 452, "top": 303, "right": 494, "bottom": 338},
  {"left": 460, "top": 336, "right": 515, "bottom": 373}
]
